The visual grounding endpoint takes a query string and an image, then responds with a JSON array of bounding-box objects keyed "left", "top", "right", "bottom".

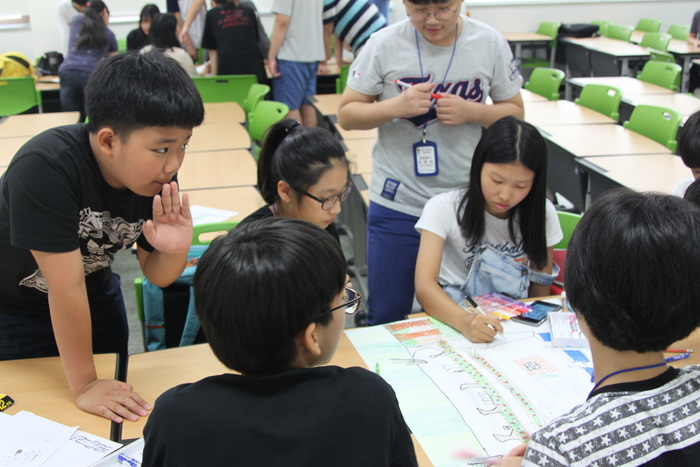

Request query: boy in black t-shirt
[
  {"left": 0, "top": 51, "right": 204, "bottom": 423},
  {"left": 143, "top": 218, "right": 418, "bottom": 467}
]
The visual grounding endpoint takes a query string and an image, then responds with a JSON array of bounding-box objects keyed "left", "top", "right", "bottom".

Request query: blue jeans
[
  {"left": 272, "top": 60, "right": 317, "bottom": 110},
  {"left": 59, "top": 68, "right": 91, "bottom": 121},
  {"left": 366, "top": 202, "right": 420, "bottom": 325}
]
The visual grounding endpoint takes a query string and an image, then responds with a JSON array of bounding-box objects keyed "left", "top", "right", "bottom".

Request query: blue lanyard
[
  {"left": 591, "top": 363, "right": 666, "bottom": 392},
  {"left": 414, "top": 21, "right": 459, "bottom": 143}
]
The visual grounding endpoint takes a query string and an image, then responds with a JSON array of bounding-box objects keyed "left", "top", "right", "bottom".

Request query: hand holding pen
[
  {"left": 393, "top": 79, "right": 435, "bottom": 118},
  {"left": 465, "top": 296, "right": 503, "bottom": 343}
]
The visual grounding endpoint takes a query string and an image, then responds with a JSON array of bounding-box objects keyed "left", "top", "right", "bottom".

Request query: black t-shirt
[
  {"left": 238, "top": 205, "right": 340, "bottom": 242},
  {"left": 201, "top": 5, "right": 267, "bottom": 83},
  {"left": 126, "top": 28, "right": 149, "bottom": 51},
  {"left": 0, "top": 124, "right": 155, "bottom": 316},
  {"left": 143, "top": 366, "right": 418, "bottom": 467}
]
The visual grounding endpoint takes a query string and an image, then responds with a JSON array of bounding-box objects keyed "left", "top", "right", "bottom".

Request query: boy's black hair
[
  {"left": 459, "top": 116, "right": 550, "bottom": 269},
  {"left": 678, "top": 110, "right": 700, "bottom": 169},
  {"left": 149, "top": 13, "right": 181, "bottom": 50},
  {"left": 76, "top": 0, "right": 109, "bottom": 51},
  {"left": 566, "top": 189, "right": 700, "bottom": 352},
  {"left": 257, "top": 119, "right": 349, "bottom": 206},
  {"left": 685, "top": 178, "right": 700, "bottom": 206},
  {"left": 193, "top": 218, "right": 347, "bottom": 376},
  {"left": 85, "top": 50, "right": 204, "bottom": 139}
]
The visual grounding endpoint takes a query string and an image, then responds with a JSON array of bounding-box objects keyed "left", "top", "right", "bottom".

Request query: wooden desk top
[
  {"left": 344, "top": 138, "right": 374, "bottom": 174},
  {"left": 503, "top": 32, "right": 553, "bottom": 43},
  {"left": 540, "top": 123, "right": 672, "bottom": 157},
  {"left": 36, "top": 76, "right": 60, "bottom": 91},
  {"left": 524, "top": 100, "right": 617, "bottom": 126},
  {"left": 577, "top": 153, "right": 689, "bottom": 194},
  {"left": 630, "top": 30, "right": 645, "bottom": 44},
  {"left": 177, "top": 149, "right": 256, "bottom": 191},
  {"left": 567, "top": 76, "right": 675, "bottom": 95},
  {"left": 1, "top": 353, "right": 118, "bottom": 439},
  {"left": 189, "top": 122, "right": 250, "bottom": 152},
  {"left": 182, "top": 186, "right": 264, "bottom": 220},
  {"left": 667, "top": 38, "right": 700, "bottom": 56},
  {"left": 519, "top": 88, "right": 549, "bottom": 103},
  {"left": 562, "top": 36, "right": 650, "bottom": 57},
  {"left": 0, "top": 136, "right": 32, "bottom": 166},
  {"left": 0, "top": 112, "right": 80, "bottom": 138},
  {"left": 311, "top": 94, "right": 343, "bottom": 116},
  {"left": 337, "top": 125, "right": 378, "bottom": 140},
  {"left": 624, "top": 92, "right": 700, "bottom": 119},
  {"left": 203, "top": 102, "right": 245, "bottom": 124}
]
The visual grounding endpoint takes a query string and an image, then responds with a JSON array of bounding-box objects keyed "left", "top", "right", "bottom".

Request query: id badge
[{"left": 413, "top": 140, "right": 439, "bottom": 176}]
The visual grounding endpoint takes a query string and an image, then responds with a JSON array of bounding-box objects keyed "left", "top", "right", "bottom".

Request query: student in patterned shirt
[{"left": 499, "top": 189, "right": 700, "bottom": 467}]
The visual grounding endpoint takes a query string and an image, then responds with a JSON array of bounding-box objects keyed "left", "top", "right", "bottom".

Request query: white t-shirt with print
[{"left": 415, "top": 189, "right": 563, "bottom": 287}]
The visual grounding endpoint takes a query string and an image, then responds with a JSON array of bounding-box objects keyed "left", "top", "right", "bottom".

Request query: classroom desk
[
  {"left": 667, "top": 39, "right": 700, "bottom": 93},
  {"left": 523, "top": 99, "right": 616, "bottom": 126},
  {"left": 575, "top": 153, "right": 688, "bottom": 206},
  {"left": 188, "top": 122, "right": 250, "bottom": 152},
  {"left": 0, "top": 111, "right": 80, "bottom": 138},
  {"left": 539, "top": 123, "right": 672, "bottom": 211},
  {"left": 202, "top": 102, "right": 245, "bottom": 124},
  {"left": 503, "top": 32, "right": 554, "bottom": 67},
  {"left": 182, "top": 186, "right": 264, "bottom": 220},
  {"left": 176, "top": 149, "right": 256, "bottom": 191},
  {"left": 519, "top": 88, "right": 549, "bottom": 103},
  {"left": 310, "top": 93, "right": 343, "bottom": 117},
  {"left": 35, "top": 76, "right": 60, "bottom": 92},
  {"left": 566, "top": 76, "right": 675, "bottom": 100},
  {"left": 0, "top": 136, "right": 32, "bottom": 166},
  {"left": 344, "top": 138, "right": 374, "bottom": 174},
  {"left": 620, "top": 92, "right": 700, "bottom": 123},
  {"left": 561, "top": 37, "right": 650, "bottom": 78}
]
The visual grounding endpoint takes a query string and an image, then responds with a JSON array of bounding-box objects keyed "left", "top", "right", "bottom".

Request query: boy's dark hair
[
  {"left": 85, "top": 50, "right": 204, "bottom": 139},
  {"left": 685, "top": 178, "right": 700, "bottom": 206},
  {"left": 149, "top": 13, "right": 180, "bottom": 49},
  {"left": 76, "top": 0, "right": 109, "bottom": 51},
  {"left": 678, "top": 110, "right": 700, "bottom": 169},
  {"left": 193, "top": 218, "right": 347, "bottom": 376},
  {"left": 72, "top": 0, "right": 89, "bottom": 6},
  {"left": 257, "top": 119, "right": 349, "bottom": 206},
  {"left": 566, "top": 189, "right": 700, "bottom": 352},
  {"left": 459, "top": 116, "right": 550, "bottom": 269}
]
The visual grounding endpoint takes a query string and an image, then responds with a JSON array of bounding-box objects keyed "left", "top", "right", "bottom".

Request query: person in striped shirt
[{"left": 322, "top": 0, "right": 388, "bottom": 66}]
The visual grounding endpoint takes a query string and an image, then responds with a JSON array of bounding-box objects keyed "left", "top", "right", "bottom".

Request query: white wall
[{"left": 0, "top": 0, "right": 696, "bottom": 60}]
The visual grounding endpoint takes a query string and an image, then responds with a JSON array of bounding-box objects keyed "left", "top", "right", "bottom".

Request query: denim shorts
[{"left": 273, "top": 60, "right": 318, "bottom": 110}]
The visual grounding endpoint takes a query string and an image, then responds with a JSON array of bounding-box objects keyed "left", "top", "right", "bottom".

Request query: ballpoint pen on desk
[
  {"left": 118, "top": 453, "right": 141, "bottom": 467},
  {"left": 394, "top": 79, "right": 442, "bottom": 100},
  {"left": 665, "top": 349, "right": 693, "bottom": 353},
  {"left": 665, "top": 353, "right": 691, "bottom": 363}
]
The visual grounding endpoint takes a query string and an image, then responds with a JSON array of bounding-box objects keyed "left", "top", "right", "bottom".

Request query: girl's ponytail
[
  {"left": 76, "top": 0, "right": 109, "bottom": 51},
  {"left": 257, "top": 119, "right": 301, "bottom": 205}
]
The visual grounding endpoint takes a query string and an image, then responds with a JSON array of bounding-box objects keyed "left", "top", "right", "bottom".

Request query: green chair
[
  {"left": 523, "top": 67, "right": 565, "bottom": 101},
  {"left": 639, "top": 32, "right": 672, "bottom": 52},
  {"left": 668, "top": 24, "right": 690, "bottom": 41},
  {"left": 605, "top": 24, "right": 634, "bottom": 42},
  {"left": 248, "top": 100, "right": 290, "bottom": 157},
  {"left": 192, "top": 221, "right": 239, "bottom": 245},
  {"left": 521, "top": 22, "right": 560, "bottom": 69},
  {"left": 574, "top": 84, "right": 623, "bottom": 121},
  {"left": 0, "top": 77, "right": 42, "bottom": 116},
  {"left": 192, "top": 75, "right": 258, "bottom": 106},
  {"left": 635, "top": 18, "right": 661, "bottom": 33},
  {"left": 335, "top": 64, "right": 350, "bottom": 94},
  {"left": 623, "top": 104, "right": 682, "bottom": 152},
  {"left": 648, "top": 48, "right": 676, "bottom": 63},
  {"left": 117, "top": 38, "right": 127, "bottom": 53},
  {"left": 592, "top": 20, "right": 610, "bottom": 37},
  {"left": 638, "top": 61, "right": 682, "bottom": 91},
  {"left": 553, "top": 211, "right": 582, "bottom": 249},
  {"left": 241, "top": 83, "right": 271, "bottom": 120}
]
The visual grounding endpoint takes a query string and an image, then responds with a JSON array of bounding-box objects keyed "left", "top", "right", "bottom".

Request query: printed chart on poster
[{"left": 345, "top": 317, "right": 594, "bottom": 466}]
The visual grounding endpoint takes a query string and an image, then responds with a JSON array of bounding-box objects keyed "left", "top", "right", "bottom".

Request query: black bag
[
  {"left": 558, "top": 24, "right": 600, "bottom": 39},
  {"left": 36, "top": 51, "right": 64, "bottom": 76}
]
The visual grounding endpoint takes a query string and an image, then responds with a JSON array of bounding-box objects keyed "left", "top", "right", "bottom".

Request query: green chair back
[
  {"left": 191, "top": 75, "right": 258, "bottom": 105},
  {"left": 335, "top": 64, "right": 350, "bottom": 94},
  {"left": 536, "top": 21, "right": 560, "bottom": 39},
  {"left": 0, "top": 77, "right": 42, "bottom": 116},
  {"left": 523, "top": 67, "right": 565, "bottom": 101},
  {"left": 668, "top": 24, "right": 690, "bottom": 41},
  {"left": 648, "top": 48, "right": 675, "bottom": 63},
  {"left": 635, "top": 18, "right": 661, "bottom": 33},
  {"left": 117, "top": 38, "right": 127, "bottom": 52},
  {"left": 248, "top": 100, "right": 290, "bottom": 146},
  {"left": 553, "top": 211, "right": 582, "bottom": 249},
  {"left": 592, "top": 20, "right": 610, "bottom": 36},
  {"left": 623, "top": 104, "right": 682, "bottom": 152},
  {"left": 574, "top": 84, "right": 623, "bottom": 121},
  {"left": 193, "top": 221, "right": 240, "bottom": 245},
  {"left": 639, "top": 32, "right": 672, "bottom": 52},
  {"left": 242, "top": 83, "right": 270, "bottom": 117},
  {"left": 638, "top": 61, "right": 682, "bottom": 91},
  {"left": 606, "top": 24, "right": 634, "bottom": 42}
]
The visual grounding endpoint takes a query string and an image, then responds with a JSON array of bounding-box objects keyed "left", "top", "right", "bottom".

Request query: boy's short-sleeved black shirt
[{"left": 0, "top": 124, "right": 154, "bottom": 316}]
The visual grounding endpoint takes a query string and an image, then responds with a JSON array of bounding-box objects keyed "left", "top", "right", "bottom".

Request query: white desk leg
[{"left": 682, "top": 57, "right": 691, "bottom": 93}]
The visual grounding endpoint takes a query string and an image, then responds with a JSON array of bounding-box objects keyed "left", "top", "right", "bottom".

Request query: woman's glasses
[
  {"left": 406, "top": 7, "right": 458, "bottom": 23},
  {"left": 297, "top": 182, "right": 353, "bottom": 211},
  {"left": 317, "top": 287, "right": 362, "bottom": 317}
]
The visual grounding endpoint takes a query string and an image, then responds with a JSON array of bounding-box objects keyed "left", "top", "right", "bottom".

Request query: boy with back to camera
[
  {"left": 499, "top": 189, "right": 700, "bottom": 466},
  {"left": 0, "top": 50, "right": 204, "bottom": 423},
  {"left": 142, "top": 218, "right": 418, "bottom": 467}
]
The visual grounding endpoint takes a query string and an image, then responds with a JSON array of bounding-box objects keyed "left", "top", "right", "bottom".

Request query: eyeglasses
[
  {"left": 318, "top": 287, "right": 362, "bottom": 317},
  {"left": 296, "top": 182, "right": 353, "bottom": 211},
  {"left": 406, "top": 6, "right": 458, "bottom": 23}
]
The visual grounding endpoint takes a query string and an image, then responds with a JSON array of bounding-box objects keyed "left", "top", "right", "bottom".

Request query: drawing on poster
[{"left": 346, "top": 317, "right": 594, "bottom": 467}]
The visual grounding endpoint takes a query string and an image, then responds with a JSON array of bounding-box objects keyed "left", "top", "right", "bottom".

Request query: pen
[
  {"left": 665, "top": 349, "right": 693, "bottom": 353},
  {"left": 466, "top": 296, "right": 501, "bottom": 335},
  {"left": 394, "top": 79, "right": 441, "bottom": 99},
  {"left": 118, "top": 453, "right": 141, "bottom": 467},
  {"left": 665, "top": 353, "right": 691, "bottom": 363}
]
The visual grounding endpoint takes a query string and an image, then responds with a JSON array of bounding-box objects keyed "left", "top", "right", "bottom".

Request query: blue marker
[
  {"left": 665, "top": 353, "right": 691, "bottom": 363},
  {"left": 118, "top": 453, "right": 141, "bottom": 467}
]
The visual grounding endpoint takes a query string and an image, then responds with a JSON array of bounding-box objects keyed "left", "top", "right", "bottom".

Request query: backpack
[
  {"left": 0, "top": 52, "right": 36, "bottom": 80},
  {"left": 36, "top": 51, "right": 64, "bottom": 76}
]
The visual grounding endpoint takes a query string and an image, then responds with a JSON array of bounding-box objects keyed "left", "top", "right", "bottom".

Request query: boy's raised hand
[
  {"left": 75, "top": 379, "right": 151, "bottom": 423},
  {"left": 142, "top": 182, "right": 193, "bottom": 255}
]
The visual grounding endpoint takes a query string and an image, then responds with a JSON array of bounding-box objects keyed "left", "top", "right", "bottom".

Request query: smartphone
[{"left": 512, "top": 300, "right": 562, "bottom": 326}]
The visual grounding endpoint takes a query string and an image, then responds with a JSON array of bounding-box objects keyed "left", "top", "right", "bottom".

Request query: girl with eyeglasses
[{"left": 239, "top": 119, "right": 352, "bottom": 242}]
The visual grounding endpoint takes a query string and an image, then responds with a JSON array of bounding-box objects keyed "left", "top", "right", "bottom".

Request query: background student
[
  {"left": 672, "top": 110, "right": 700, "bottom": 197},
  {"left": 126, "top": 3, "right": 160, "bottom": 51},
  {"left": 238, "top": 119, "right": 351, "bottom": 242},
  {"left": 0, "top": 51, "right": 205, "bottom": 423},
  {"left": 143, "top": 218, "right": 418, "bottom": 467},
  {"left": 685, "top": 178, "right": 700, "bottom": 205},
  {"left": 58, "top": 0, "right": 118, "bottom": 121},
  {"left": 415, "top": 117, "right": 562, "bottom": 342},
  {"left": 502, "top": 190, "right": 700, "bottom": 466},
  {"left": 337, "top": 0, "right": 524, "bottom": 325},
  {"left": 146, "top": 13, "right": 197, "bottom": 77},
  {"left": 57, "top": 0, "right": 88, "bottom": 56}
]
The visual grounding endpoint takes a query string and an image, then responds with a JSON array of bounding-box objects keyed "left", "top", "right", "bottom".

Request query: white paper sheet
[
  {"left": 190, "top": 205, "right": 238, "bottom": 226},
  {"left": 0, "top": 411, "right": 75, "bottom": 467}
]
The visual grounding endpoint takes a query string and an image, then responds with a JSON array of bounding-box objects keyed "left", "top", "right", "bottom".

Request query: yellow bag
[{"left": 0, "top": 52, "right": 36, "bottom": 81}]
